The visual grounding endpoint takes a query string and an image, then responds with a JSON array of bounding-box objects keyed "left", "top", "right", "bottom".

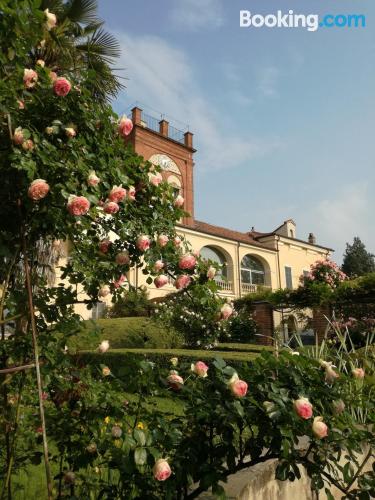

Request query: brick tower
[{"left": 123, "top": 107, "right": 196, "bottom": 226}]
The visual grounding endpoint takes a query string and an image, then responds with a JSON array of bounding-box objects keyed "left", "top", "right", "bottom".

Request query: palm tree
[{"left": 38, "top": 0, "right": 124, "bottom": 101}]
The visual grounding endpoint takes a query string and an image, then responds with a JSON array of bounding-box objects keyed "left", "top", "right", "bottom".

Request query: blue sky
[{"left": 98, "top": 0, "right": 375, "bottom": 261}]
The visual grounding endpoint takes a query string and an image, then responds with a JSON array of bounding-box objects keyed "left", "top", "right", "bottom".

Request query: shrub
[
  {"left": 107, "top": 288, "right": 154, "bottom": 318},
  {"left": 68, "top": 317, "right": 183, "bottom": 350},
  {"left": 223, "top": 312, "right": 258, "bottom": 343}
]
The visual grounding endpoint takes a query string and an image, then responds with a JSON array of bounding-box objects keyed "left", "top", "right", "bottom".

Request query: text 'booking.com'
[{"left": 240, "top": 10, "right": 366, "bottom": 32}]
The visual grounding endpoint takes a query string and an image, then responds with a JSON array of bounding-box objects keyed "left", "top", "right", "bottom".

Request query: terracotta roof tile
[{"left": 178, "top": 220, "right": 276, "bottom": 250}]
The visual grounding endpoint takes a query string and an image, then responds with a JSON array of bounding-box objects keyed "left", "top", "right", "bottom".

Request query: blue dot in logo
[{"left": 319, "top": 22, "right": 324, "bottom": 27}]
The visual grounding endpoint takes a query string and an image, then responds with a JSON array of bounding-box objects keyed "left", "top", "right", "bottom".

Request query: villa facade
[{"left": 123, "top": 107, "right": 332, "bottom": 305}]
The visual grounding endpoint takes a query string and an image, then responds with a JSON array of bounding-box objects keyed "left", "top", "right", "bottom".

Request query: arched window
[
  {"left": 200, "top": 246, "right": 227, "bottom": 280},
  {"left": 241, "top": 255, "right": 265, "bottom": 285}
]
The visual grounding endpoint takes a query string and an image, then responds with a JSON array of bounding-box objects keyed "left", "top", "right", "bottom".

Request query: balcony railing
[
  {"left": 141, "top": 112, "right": 186, "bottom": 145},
  {"left": 216, "top": 279, "right": 234, "bottom": 293},
  {"left": 241, "top": 283, "right": 271, "bottom": 294}
]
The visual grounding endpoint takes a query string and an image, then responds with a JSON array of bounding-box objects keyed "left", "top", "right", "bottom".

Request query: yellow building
[{"left": 124, "top": 107, "right": 332, "bottom": 306}]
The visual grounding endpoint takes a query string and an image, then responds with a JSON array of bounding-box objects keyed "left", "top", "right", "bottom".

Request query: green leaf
[
  {"left": 134, "top": 447, "right": 147, "bottom": 466},
  {"left": 134, "top": 429, "right": 146, "bottom": 447}
]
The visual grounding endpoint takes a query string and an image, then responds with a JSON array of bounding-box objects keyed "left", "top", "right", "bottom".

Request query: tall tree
[{"left": 342, "top": 237, "right": 375, "bottom": 277}]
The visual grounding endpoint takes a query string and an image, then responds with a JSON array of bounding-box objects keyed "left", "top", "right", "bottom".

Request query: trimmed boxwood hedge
[{"left": 76, "top": 348, "right": 264, "bottom": 389}]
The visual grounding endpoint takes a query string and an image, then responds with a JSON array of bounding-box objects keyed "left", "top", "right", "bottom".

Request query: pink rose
[
  {"left": 157, "top": 234, "right": 169, "bottom": 247},
  {"left": 220, "top": 303, "right": 233, "bottom": 320},
  {"left": 98, "top": 340, "right": 109, "bottom": 353},
  {"left": 228, "top": 373, "right": 248, "bottom": 397},
  {"left": 312, "top": 416, "right": 328, "bottom": 439},
  {"left": 67, "top": 195, "right": 90, "bottom": 216},
  {"left": 103, "top": 201, "right": 119, "bottom": 214},
  {"left": 99, "top": 239, "right": 111, "bottom": 253},
  {"left": 175, "top": 274, "right": 191, "bottom": 290},
  {"left": 173, "top": 236, "right": 182, "bottom": 248},
  {"left": 153, "top": 458, "right": 172, "bottom": 482},
  {"left": 18, "top": 100, "right": 25, "bottom": 110},
  {"left": 153, "top": 260, "right": 164, "bottom": 272},
  {"left": 136, "top": 235, "right": 151, "bottom": 252},
  {"left": 118, "top": 116, "right": 133, "bottom": 137},
  {"left": 325, "top": 365, "right": 339, "bottom": 384},
  {"left": 352, "top": 368, "right": 365, "bottom": 379},
  {"left": 174, "top": 195, "right": 184, "bottom": 208},
  {"left": 167, "top": 371, "right": 184, "bottom": 391},
  {"left": 44, "top": 8, "right": 57, "bottom": 30},
  {"left": 148, "top": 172, "right": 163, "bottom": 186},
  {"left": 109, "top": 185, "right": 127, "bottom": 203},
  {"left": 98, "top": 285, "right": 110, "bottom": 297},
  {"left": 116, "top": 251, "right": 130, "bottom": 266},
  {"left": 88, "top": 171, "right": 100, "bottom": 186},
  {"left": 65, "top": 127, "right": 76, "bottom": 138},
  {"left": 178, "top": 254, "right": 196, "bottom": 270},
  {"left": 13, "top": 127, "right": 24, "bottom": 145},
  {"left": 28, "top": 179, "right": 50, "bottom": 201},
  {"left": 293, "top": 397, "right": 313, "bottom": 419},
  {"left": 113, "top": 274, "right": 126, "bottom": 289},
  {"left": 23, "top": 69, "right": 38, "bottom": 88},
  {"left": 53, "top": 77, "right": 71, "bottom": 97},
  {"left": 128, "top": 186, "right": 136, "bottom": 201},
  {"left": 154, "top": 275, "right": 168, "bottom": 288},
  {"left": 191, "top": 361, "right": 208, "bottom": 378},
  {"left": 22, "top": 139, "right": 34, "bottom": 151}
]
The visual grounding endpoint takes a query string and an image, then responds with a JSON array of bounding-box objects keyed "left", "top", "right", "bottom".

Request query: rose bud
[
  {"left": 98, "top": 340, "right": 109, "bottom": 353},
  {"left": 118, "top": 115, "right": 133, "bottom": 137},
  {"left": 103, "top": 201, "right": 119, "bottom": 214},
  {"left": 98, "top": 285, "right": 110, "bottom": 298},
  {"left": 64, "top": 471, "right": 75, "bottom": 485},
  {"left": 128, "top": 186, "right": 136, "bottom": 200},
  {"left": 116, "top": 251, "right": 130, "bottom": 266},
  {"left": 191, "top": 361, "right": 209, "bottom": 378},
  {"left": 65, "top": 127, "right": 76, "bottom": 138},
  {"left": 102, "top": 366, "right": 111, "bottom": 377},
  {"left": 136, "top": 235, "right": 151, "bottom": 252},
  {"left": 153, "top": 458, "right": 172, "bottom": 481},
  {"left": 174, "top": 195, "right": 184, "bottom": 208},
  {"left": 86, "top": 443, "right": 97, "bottom": 454},
  {"left": 228, "top": 372, "right": 248, "bottom": 397},
  {"left": 13, "top": 127, "right": 24, "bottom": 145},
  {"left": 23, "top": 68, "right": 38, "bottom": 88},
  {"left": 157, "top": 234, "right": 169, "bottom": 247},
  {"left": 293, "top": 397, "right": 313, "bottom": 419},
  {"left": 153, "top": 260, "right": 164, "bottom": 272},
  {"left": 173, "top": 236, "right": 182, "bottom": 247},
  {"left": 312, "top": 416, "right": 328, "bottom": 439},
  {"left": 148, "top": 172, "right": 163, "bottom": 186},
  {"left": 99, "top": 239, "right": 111, "bottom": 253},
  {"left": 175, "top": 274, "right": 191, "bottom": 290},
  {"left": 207, "top": 266, "right": 216, "bottom": 280},
  {"left": 332, "top": 399, "right": 345, "bottom": 415},
  {"left": 352, "top": 368, "right": 365, "bottom": 379},
  {"left": 170, "top": 357, "right": 178, "bottom": 367},
  {"left": 44, "top": 8, "right": 57, "bottom": 30},
  {"left": 220, "top": 303, "right": 233, "bottom": 320},
  {"left": 167, "top": 370, "right": 184, "bottom": 391},
  {"left": 154, "top": 275, "right": 168, "bottom": 288},
  {"left": 113, "top": 274, "right": 126, "bottom": 288}
]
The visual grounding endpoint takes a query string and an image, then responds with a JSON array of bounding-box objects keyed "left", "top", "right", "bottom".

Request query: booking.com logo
[{"left": 240, "top": 10, "right": 366, "bottom": 32}]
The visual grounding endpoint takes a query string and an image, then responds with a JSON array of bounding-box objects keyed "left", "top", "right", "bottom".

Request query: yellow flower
[
  {"left": 104, "top": 416, "right": 110, "bottom": 424},
  {"left": 137, "top": 422, "right": 144, "bottom": 430}
]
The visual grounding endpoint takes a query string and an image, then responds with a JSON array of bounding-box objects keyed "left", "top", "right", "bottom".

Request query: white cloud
[
  {"left": 115, "top": 34, "right": 279, "bottom": 171},
  {"left": 257, "top": 66, "right": 279, "bottom": 97},
  {"left": 168, "top": 0, "right": 224, "bottom": 31},
  {"left": 305, "top": 183, "right": 374, "bottom": 260}
]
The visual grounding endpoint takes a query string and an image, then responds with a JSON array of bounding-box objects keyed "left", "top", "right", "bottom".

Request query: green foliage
[
  {"left": 68, "top": 317, "right": 183, "bottom": 350},
  {"left": 342, "top": 237, "right": 375, "bottom": 278},
  {"left": 106, "top": 287, "right": 153, "bottom": 318},
  {"left": 223, "top": 311, "right": 258, "bottom": 343},
  {"left": 155, "top": 282, "right": 231, "bottom": 348}
]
